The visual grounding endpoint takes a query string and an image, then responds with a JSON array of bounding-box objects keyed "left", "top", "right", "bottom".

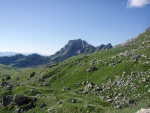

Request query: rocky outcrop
[
  {"left": 2, "top": 95, "right": 36, "bottom": 106},
  {"left": 2, "top": 95, "right": 37, "bottom": 113},
  {"left": 2, "top": 95, "right": 13, "bottom": 106},
  {"left": 13, "top": 95, "right": 32, "bottom": 106},
  {"left": 1, "top": 81, "right": 12, "bottom": 90}
]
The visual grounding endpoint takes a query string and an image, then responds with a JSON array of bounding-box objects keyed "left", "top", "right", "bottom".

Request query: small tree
[
  {"left": 6, "top": 75, "right": 11, "bottom": 80},
  {"left": 30, "top": 72, "right": 36, "bottom": 78},
  {"left": 2, "top": 78, "right": 5, "bottom": 81}
]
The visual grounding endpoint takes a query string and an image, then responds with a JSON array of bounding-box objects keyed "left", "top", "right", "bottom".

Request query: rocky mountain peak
[
  {"left": 50, "top": 39, "right": 112, "bottom": 62},
  {"left": 63, "top": 39, "right": 90, "bottom": 52}
]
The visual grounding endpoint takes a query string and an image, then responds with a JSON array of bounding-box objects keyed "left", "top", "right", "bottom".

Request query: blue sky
[{"left": 0, "top": 0, "right": 150, "bottom": 55}]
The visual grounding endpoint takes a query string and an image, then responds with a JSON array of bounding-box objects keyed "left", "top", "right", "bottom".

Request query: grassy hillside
[{"left": 0, "top": 29, "right": 150, "bottom": 113}]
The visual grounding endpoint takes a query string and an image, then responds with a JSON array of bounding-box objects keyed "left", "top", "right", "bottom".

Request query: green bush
[
  {"left": 6, "top": 75, "right": 11, "bottom": 80},
  {"left": 30, "top": 72, "right": 36, "bottom": 78}
]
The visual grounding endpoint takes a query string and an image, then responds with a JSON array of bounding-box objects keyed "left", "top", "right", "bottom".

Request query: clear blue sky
[{"left": 0, "top": 0, "right": 150, "bottom": 55}]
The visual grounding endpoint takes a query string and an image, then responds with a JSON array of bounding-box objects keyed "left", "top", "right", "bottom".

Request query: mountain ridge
[{"left": 0, "top": 39, "right": 113, "bottom": 67}]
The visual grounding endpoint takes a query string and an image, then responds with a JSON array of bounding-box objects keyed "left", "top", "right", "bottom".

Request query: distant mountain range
[
  {"left": 0, "top": 52, "right": 30, "bottom": 57},
  {"left": 0, "top": 39, "right": 113, "bottom": 67},
  {"left": 0, "top": 54, "right": 49, "bottom": 67}
]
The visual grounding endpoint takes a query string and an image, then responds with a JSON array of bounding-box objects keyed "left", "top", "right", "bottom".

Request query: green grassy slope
[{"left": 0, "top": 29, "right": 150, "bottom": 113}]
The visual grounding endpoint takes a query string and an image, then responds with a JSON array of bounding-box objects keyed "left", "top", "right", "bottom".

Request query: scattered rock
[
  {"left": 136, "top": 108, "right": 150, "bottom": 113},
  {"left": 1, "top": 81, "right": 9, "bottom": 87},
  {"left": 58, "top": 100, "right": 62, "bottom": 105},
  {"left": 44, "top": 82, "right": 50, "bottom": 86},
  {"left": 39, "top": 78, "right": 44, "bottom": 82},
  {"left": 2, "top": 95, "right": 36, "bottom": 107},
  {"left": 39, "top": 103, "right": 46, "bottom": 108},
  {"left": 114, "top": 105, "right": 122, "bottom": 109},
  {"left": 131, "top": 55, "right": 140, "bottom": 61},
  {"left": 5, "top": 85, "right": 12, "bottom": 90},
  {"left": 70, "top": 99, "right": 77, "bottom": 103},
  {"left": 107, "top": 99, "right": 113, "bottom": 103},
  {"left": 86, "top": 66, "right": 98, "bottom": 72},
  {"left": 62, "top": 87, "right": 70, "bottom": 92},
  {"left": 14, "top": 107, "right": 22, "bottom": 113}
]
